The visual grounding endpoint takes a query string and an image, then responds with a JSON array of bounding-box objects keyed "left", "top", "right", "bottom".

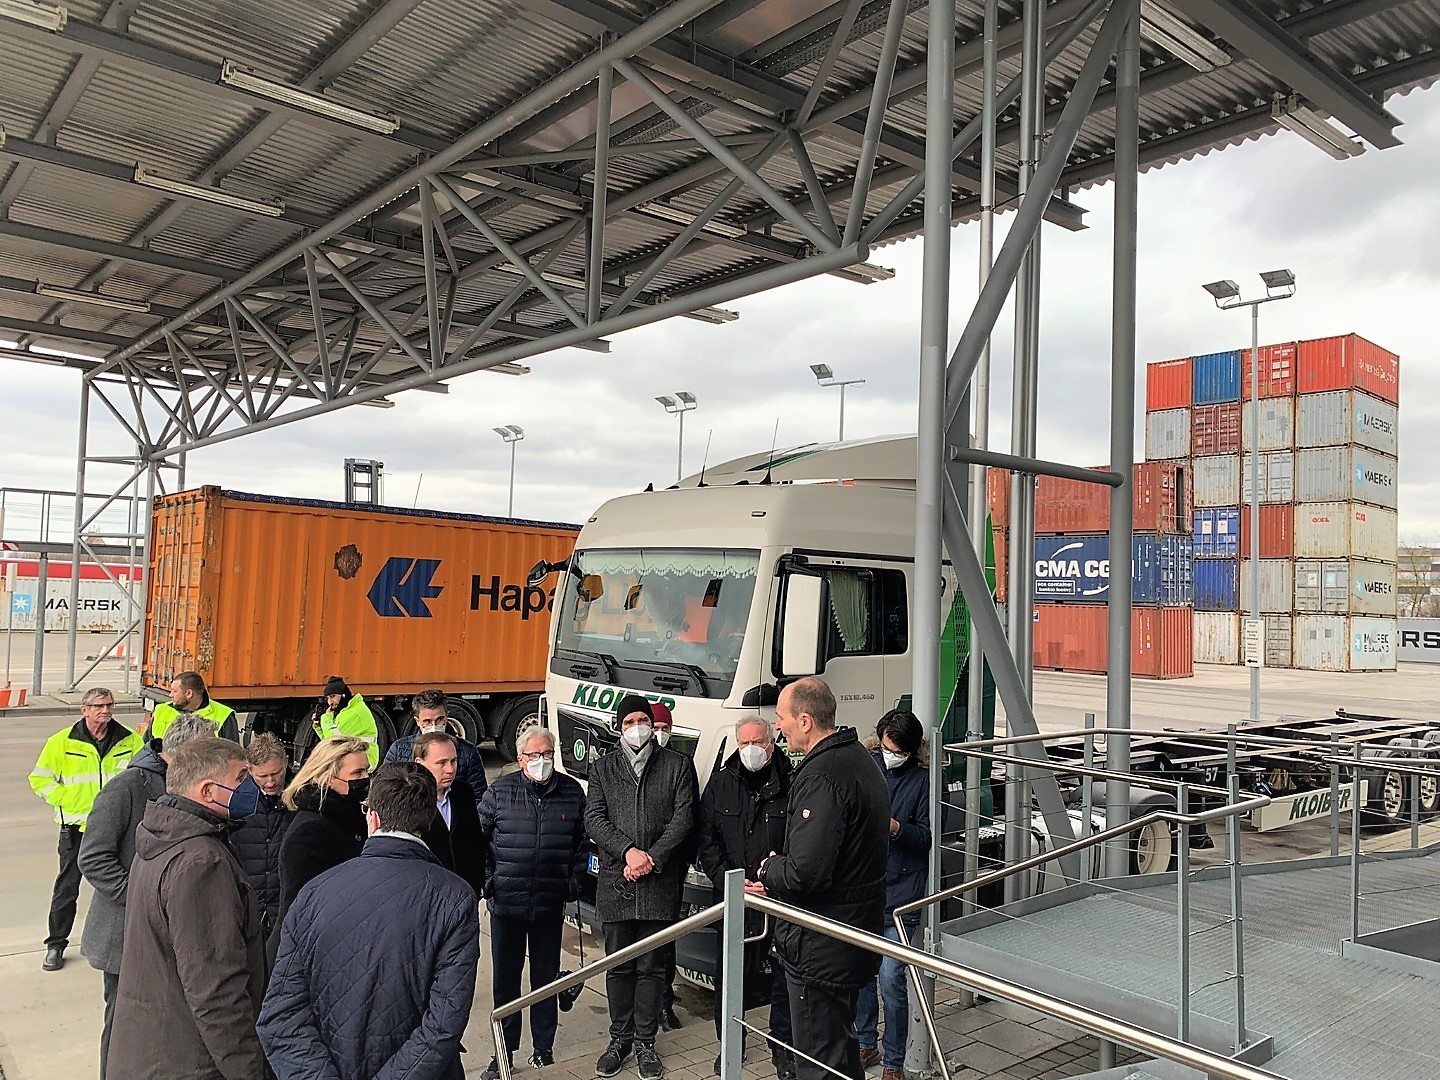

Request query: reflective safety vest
[
  {"left": 151, "top": 697, "right": 236, "bottom": 741},
  {"left": 29, "top": 723, "right": 143, "bottom": 831},
  {"left": 318, "top": 694, "right": 380, "bottom": 768}
]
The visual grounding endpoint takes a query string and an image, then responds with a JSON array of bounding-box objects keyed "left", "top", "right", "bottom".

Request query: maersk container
[
  {"left": 1193, "top": 611, "right": 1240, "bottom": 664},
  {"left": 1295, "top": 446, "right": 1398, "bottom": 509},
  {"left": 1239, "top": 450, "right": 1295, "bottom": 504},
  {"left": 1031, "top": 534, "right": 1193, "bottom": 605},
  {"left": 1239, "top": 504, "right": 1295, "bottom": 559},
  {"left": 1239, "top": 559, "right": 1295, "bottom": 614},
  {"left": 1193, "top": 507, "right": 1240, "bottom": 559},
  {"left": 1032, "top": 604, "right": 1193, "bottom": 679},
  {"left": 1191, "top": 403, "right": 1241, "bottom": 456},
  {"left": 1242, "top": 398, "right": 1295, "bottom": 452},
  {"left": 1194, "top": 558, "right": 1239, "bottom": 611},
  {"left": 1193, "top": 350, "right": 1242, "bottom": 405},
  {"left": 1265, "top": 614, "right": 1294, "bottom": 668},
  {"left": 1147, "top": 358, "right": 1193, "bottom": 412},
  {"left": 1294, "top": 614, "right": 1397, "bottom": 671},
  {"left": 1296, "top": 335, "right": 1400, "bottom": 405},
  {"left": 1192, "top": 454, "right": 1241, "bottom": 507},
  {"left": 1145, "top": 408, "right": 1191, "bottom": 461},
  {"left": 1243, "top": 342, "right": 1298, "bottom": 399},
  {"left": 1294, "top": 502, "right": 1398, "bottom": 561},
  {"left": 1294, "top": 558, "right": 1397, "bottom": 617},
  {"left": 1294, "top": 390, "right": 1398, "bottom": 456},
  {"left": 5, "top": 577, "right": 143, "bottom": 632}
]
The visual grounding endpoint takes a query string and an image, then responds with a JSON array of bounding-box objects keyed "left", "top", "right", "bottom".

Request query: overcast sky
[{"left": 4, "top": 84, "right": 1437, "bottom": 544}]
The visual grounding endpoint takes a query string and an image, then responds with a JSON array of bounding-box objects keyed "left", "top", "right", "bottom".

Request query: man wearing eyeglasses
[
  {"left": 29, "top": 687, "right": 143, "bottom": 972},
  {"left": 476, "top": 727, "right": 587, "bottom": 1080}
]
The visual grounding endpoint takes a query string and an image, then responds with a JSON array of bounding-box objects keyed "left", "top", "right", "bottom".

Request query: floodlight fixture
[
  {"left": 0, "top": 348, "right": 66, "bottom": 366},
  {"left": 1260, "top": 268, "right": 1296, "bottom": 294},
  {"left": 489, "top": 363, "right": 532, "bottom": 376},
  {"left": 361, "top": 397, "right": 397, "bottom": 409},
  {"left": 656, "top": 392, "right": 697, "bottom": 482},
  {"left": 810, "top": 363, "right": 834, "bottom": 380},
  {"left": 810, "top": 364, "right": 865, "bottom": 439},
  {"left": 1272, "top": 96, "right": 1365, "bottom": 159},
  {"left": 134, "top": 166, "right": 286, "bottom": 217},
  {"left": 0, "top": 0, "right": 66, "bottom": 31},
  {"left": 494, "top": 425, "right": 526, "bottom": 515},
  {"left": 1201, "top": 279, "right": 1240, "bottom": 305},
  {"left": 220, "top": 60, "right": 401, "bottom": 135},
  {"left": 1138, "top": 1, "right": 1231, "bottom": 71},
  {"left": 35, "top": 282, "right": 151, "bottom": 313},
  {"left": 655, "top": 395, "right": 677, "bottom": 409},
  {"left": 685, "top": 306, "right": 739, "bottom": 324},
  {"left": 675, "top": 391, "right": 696, "bottom": 406}
]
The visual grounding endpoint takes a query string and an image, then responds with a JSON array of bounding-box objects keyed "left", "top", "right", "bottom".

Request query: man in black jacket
[
  {"left": 477, "top": 726, "right": 587, "bottom": 1079},
  {"left": 258, "top": 763, "right": 480, "bottom": 1080},
  {"left": 759, "top": 678, "right": 889, "bottom": 1080},
  {"left": 382, "top": 688, "right": 487, "bottom": 810},
  {"left": 232, "top": 733, "right": 295, "bottom": 949},
  {"left": 413, "top": 731, "right": 487, "bottom": 896},
  {"left": 586, "top": 695, "right": 697, "bottom": 1080},
  {"left": 697, "top": 716, "right": 795, "bottom": 1079}
]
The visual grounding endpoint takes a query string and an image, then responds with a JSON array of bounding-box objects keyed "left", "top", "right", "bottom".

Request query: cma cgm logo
[
  {"left": 1355, "top": 465, "right": 1394, "bottom": 488},
  {"left": 369, "top": 558, "right": 444, "bottom": 618},
  {"left": 1355, "top": 577, "right": 1393, "bottom": 596}
]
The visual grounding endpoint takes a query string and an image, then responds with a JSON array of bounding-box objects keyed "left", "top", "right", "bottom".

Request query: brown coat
[{"left": 107, "top": 795, "right": 267, "bottom": 1080}]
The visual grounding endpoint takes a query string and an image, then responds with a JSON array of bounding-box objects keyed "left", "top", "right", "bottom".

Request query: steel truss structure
[{"left": 2, "top": 3, "right": 1434, "bottom": 1027}]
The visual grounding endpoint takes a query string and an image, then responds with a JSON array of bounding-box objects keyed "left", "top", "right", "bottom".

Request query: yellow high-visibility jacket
[
  {"left": 318, "top": 694, "right": 380, "bottom": 768},
  {"left": 29, "top": 722, "right": 144, "bottom": 830},
  {"left": 150, "top": 697, "right": 237, "bottom": 741}
]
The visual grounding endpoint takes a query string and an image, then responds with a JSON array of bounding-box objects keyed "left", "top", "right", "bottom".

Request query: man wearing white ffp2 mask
[{"left": 380, "top": 688, "right": 487, "bottom": 811}]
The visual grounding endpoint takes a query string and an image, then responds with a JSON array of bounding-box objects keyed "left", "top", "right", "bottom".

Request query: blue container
[
  {"left": 1032, "top": 535, "right": 1193, "bottom": 605},
  {"left": 1192, "top": 350, "right": 1242, "bottom": 404},
  {"left": 1193, "top": 558, "right": 1240, "bottom": 611},
  {"left": 1193, "top": 507, "right": 1241, "bottom": 559}
]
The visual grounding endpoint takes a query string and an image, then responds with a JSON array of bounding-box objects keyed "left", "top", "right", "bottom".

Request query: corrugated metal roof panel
[{"left": 130, "top": 0, "right": 364, "bottom": 80}]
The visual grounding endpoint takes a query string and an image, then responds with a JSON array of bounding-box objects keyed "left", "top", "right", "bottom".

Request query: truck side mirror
[{"left": 779, "top": 572, "right": 829, "bottom": 678}]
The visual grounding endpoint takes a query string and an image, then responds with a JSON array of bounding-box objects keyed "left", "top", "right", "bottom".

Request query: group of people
[{"left": 28, "top": 672, "right": 932, "bottom": 1080}]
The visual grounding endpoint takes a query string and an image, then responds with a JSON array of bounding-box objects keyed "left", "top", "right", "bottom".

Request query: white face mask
[
  {"left": 622, "top": 724, "right": 652, "bottom": 749},
  {"left": 420, "top": 723, "right": 447, "bottom": 735},
  {"left": 881, "top": 749, "right": 909, "bottom": 771},
  {"left": 654, "top": 729, "right": 671, "bottom": 748},
  {"left": 524, "top": 756, "right": 555, "bottom": 782},
  {"left": 738, "top": 744, "right": 770, "bottom": 772}
]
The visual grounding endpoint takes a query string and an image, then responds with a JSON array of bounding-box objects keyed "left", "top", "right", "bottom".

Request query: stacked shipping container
[{"left": 1144, "top": 333, "right": 1400, "bottom": 672}]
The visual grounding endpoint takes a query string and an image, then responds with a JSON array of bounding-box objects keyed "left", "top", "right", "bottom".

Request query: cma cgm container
[
  {"left": 1033, "top": 461, "right": 1188, "bottom": 534},
  {"left": 143, "top": 487, "right": 580, "bottom": 759},
  {"left": 1195, "top": 558, "right": 1240, "bottom": 610},
  {"left": 1193, "top": 455, "right": 1241, "bottom": 507},
  {"left": 1294, "top": 614, "right": 1397, "bottom": 671},
  {"left": 1145, "top": 409, "right": 1190, "bottom": 460},
  {"left": 1193, "top": 350, "right": 1242, "bottom": 405},
  {"left": 1240, "top": 504, "right": 1295, "bottom": 559},
  {"left": 1193, "top": 508, "right": 1240, "bottom": 559},
  {"left": 1191, "top": 403, "right": 1241, "bottom": 456},
  {"left": 1295, "top": 446, "right": 1398, "bottom": 509},
  {"left": 1239, "top": 559, "right": 1295, "bottom": 614},
  {"left": 1194, "top": 611, "right": 1240, "bottom": 664},
  {"left": 1294, "top": 502, "right": 1398, "bottom": 561},
  {"left": 1242, "top": 399, "right": 1295, "bottom": 452},
  {"left": 1294, "top": 558, "right": 1398, "bottom": 617},
  {"left": 1031, "top": 534, "right": 1194, "bottom": 605},
  {"left": 1033, "top": 604, "right": 1193, "bottom": 678},
  {"left": 1147, "top": 357, "right": 1193, "bottom": 412},
  {"left": 1296, "top": 334, "right": 1400, "bottom": 404},
  {"left": 1242, "top": 342, "right": 1298, "bottom": 398},
  {"left": 1295, "top": 390, "right": 1398, "bottom": 456},
  {"left": 1239, "top": 450, "right": 1295, "bottom": 504}
]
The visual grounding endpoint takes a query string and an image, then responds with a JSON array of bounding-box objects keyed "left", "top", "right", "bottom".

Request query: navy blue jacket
[
  {"left": 478, "top": 770, "right": 587, "bottom": 921},
  {"left": 384, "top": 733, "right": 487, "bottom": 807},
  {"left": 258, "top": 836, "right": 480, "bottom": 1080},
  {"left": 873, "top": 750, "right": 932, "bottom": 918}
]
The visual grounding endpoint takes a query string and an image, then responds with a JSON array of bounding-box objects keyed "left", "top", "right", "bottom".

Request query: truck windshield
[{"left": 553, "top": 548, "right": 761, "bottom": 695}]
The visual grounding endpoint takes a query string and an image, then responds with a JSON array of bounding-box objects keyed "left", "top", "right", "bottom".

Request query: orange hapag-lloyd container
[
  {"left": 143, "top": 487, "right": 579, "bottom": 722},
  {"left": 1032, "top": 604, "right": 1193, "bottom": 679}
]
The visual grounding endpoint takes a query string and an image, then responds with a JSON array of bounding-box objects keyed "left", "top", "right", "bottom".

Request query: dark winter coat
[
  {"left": 419, "top": 779, "right": 486, "bottom": 896},
  {"left": 872, "top": 749, "right": 932, "bottom": 918},
  {"left": 77, "top": 741, "right": 168, "bottom": 974},
  {"left": 759, "top": 727, "right": 890, "bottom": 993},
  {"left": 258, "top": 836, "right": 480, "bottom": 1080},
  {"left": 107, "top": 796, "right": 267, "bottom": 1080},
  {"left": 384, "top": 733, "right": 488, "bottom": 807},
  {"left": 276, "top": 785, "right": 367, "bottom": 926},
  {"left": 585, "top": 743, "right": 697, "bottom": 923},
  {"left": 231, "top": 791, "right": 295, "bottom": 934},
  {"left": 478, "top": 769, "right": 587, "bottom": 920},
  {"left": 697, "top": 749, "right": 793, "bottom": 934}
]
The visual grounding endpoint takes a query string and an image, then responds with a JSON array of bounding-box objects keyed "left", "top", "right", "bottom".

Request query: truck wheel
[
  {"left": 1369, "top": 769, "right": 1407, "bottom": 828},
  {"left": 369, "top": 702, "right": 399, "bottom": 763},
  {"left": 498, "top": 693, "right": 542, "bottom": 762},
  {"left": 445, "top": 698, "right": 483, "bottom": 746},
  {"left": 290, "top": 718, "right": 318, "bottom": 770},
  {"left": 1421, "top": 772, "right": 1440, "bottom": 817},
  {"left": 1130, "top": 819, "right": 1176, "bottom": 876}
]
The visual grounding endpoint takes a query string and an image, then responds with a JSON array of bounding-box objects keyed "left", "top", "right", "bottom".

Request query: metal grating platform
[{"left": 941, "top": 851, "right": 1440, "bottom": 1079}]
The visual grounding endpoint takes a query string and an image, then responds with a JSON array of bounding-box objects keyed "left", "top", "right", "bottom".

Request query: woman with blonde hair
[{"left": 275, "top": 736, "right": 371, "bottom": 927}]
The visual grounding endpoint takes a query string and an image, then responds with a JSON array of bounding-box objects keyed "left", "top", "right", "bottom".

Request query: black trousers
[
  {"left": 101, "top": 970, "right": 120, "bottom": 1080},
  {"left": 713, "top": 941, "right": 793, "bottom": 1052},
  {"left": 491, "top": 911, "right": 565, "bottom": 1056},
  {"left": 46, "top": 824, "right": 83, "bottom": 949},
  {"left": 603, "top": 919, "right": 670, "bottom": 1043},
  {"left": 787, "top": 976, "right": 862, "bottom": 1080}
]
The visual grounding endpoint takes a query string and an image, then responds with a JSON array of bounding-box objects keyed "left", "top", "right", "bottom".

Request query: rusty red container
[
  {"left": 1034, "top": 461, "right": 1189, "bottom": 535},
  {"left": 1242, "top": 342, "right": 1298, "bottom": 398},
  {"left": 1191, "top": 402, "right": 1242, "bottom": 456},
  {"left": 1147, "top": 358, "right": 1193, "bottom": 412},
  {"left": 1032, "top": 605, "right": 1194, "bottom": 679},
  {"left": 1238, "top": 504, "right": 1295, "bottom": 559},
  {"left": 1296, "top": 334, "right": 1400, "bottom": 404},
  {"left": 987, "top": 467, "right": 1010, "bottom": 525}
]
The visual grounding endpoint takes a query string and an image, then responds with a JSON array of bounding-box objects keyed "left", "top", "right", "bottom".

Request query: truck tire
[
  {"left": 1421, "top": 772, "right": 1440, "bottom": 817},
  {"left": 1130, "top": 819, "right": 1176, "bottom": 876},
  {"left": 368, "top": 702, "right": 398, "bottom": 763},
  {"left": 497, "top": 693, "right": 542, "bottom": 762},
  {"left": 1367, "top": 768, "right": 1408, "bottom": 828},
  {"left": 445, "top": 698, "right": 483, "bottom": 746},
  {"left": 290, "top": 716, "right": 318, "bottom": 770}
]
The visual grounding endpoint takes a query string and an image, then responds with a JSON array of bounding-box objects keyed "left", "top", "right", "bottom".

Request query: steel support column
[
  {"left": 63, "top": 380, "right": 91, "bottom": 691},
  {"left": 588, "top": 47, "right": 613, "bottom": 326}
]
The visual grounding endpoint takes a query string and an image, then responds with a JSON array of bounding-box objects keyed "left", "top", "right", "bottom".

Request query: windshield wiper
[
  {"left": 635, "top": 659, "right": 711, "bottom": 698},
  {"left": 559, "top": 648, "right": 621, "bottom": 684}
]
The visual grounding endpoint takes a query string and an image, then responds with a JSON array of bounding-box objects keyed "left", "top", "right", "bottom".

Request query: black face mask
[{"left": 342, "top": 777, "right": 370, "bottom": 803}]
